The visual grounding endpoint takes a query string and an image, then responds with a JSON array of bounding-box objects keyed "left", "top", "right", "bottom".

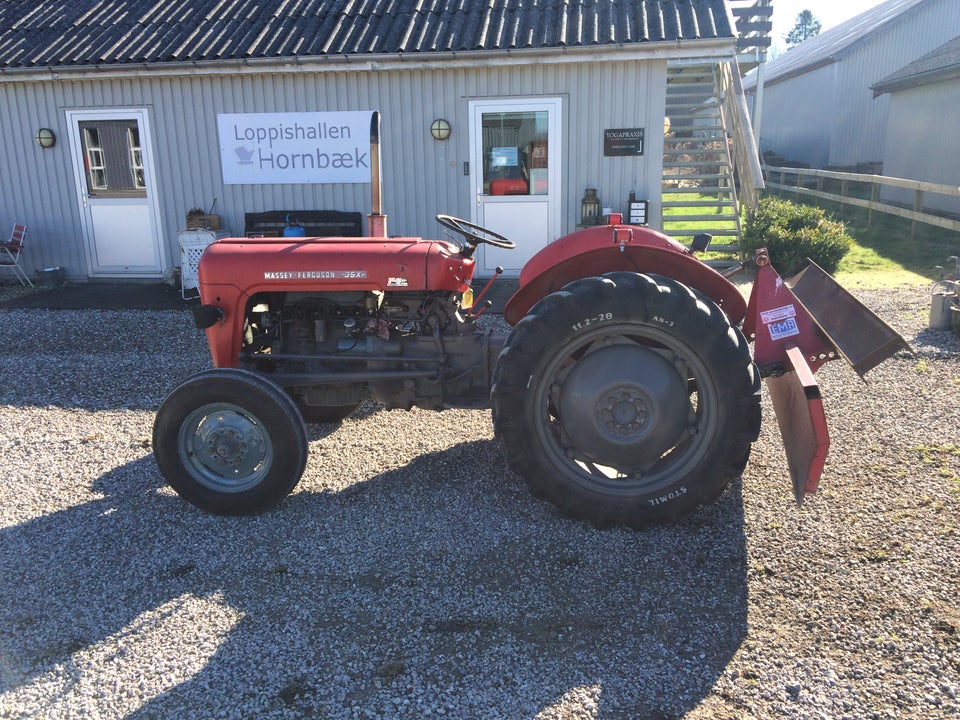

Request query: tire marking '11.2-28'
[{"left": 572, "top": 312, "right": 613, "bottom": 331}]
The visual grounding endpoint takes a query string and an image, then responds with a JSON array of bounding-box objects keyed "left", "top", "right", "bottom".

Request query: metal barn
[
  {"left": 872, "top": 35, "right": 960, "bottom": 215},
  {"left": 744, "top": 0, "right": 960, "bottom": 170}
]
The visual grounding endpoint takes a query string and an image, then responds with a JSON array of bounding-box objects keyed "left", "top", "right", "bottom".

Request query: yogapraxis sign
[{"left": 217, "top": 111, "right": 372, "bottom": 184}]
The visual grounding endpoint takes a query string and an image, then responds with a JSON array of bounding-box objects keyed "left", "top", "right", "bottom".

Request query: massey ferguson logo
[
  {"left": 387, "top": 277, "right": 408, "bottom": 287},
  {"left": 264, "top": 270, "right": 367, "bottom": 280}
]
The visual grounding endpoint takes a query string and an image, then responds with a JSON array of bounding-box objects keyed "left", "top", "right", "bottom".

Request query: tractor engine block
[{"left": 238, "top": 290, "right": 504, "bottom": 412}]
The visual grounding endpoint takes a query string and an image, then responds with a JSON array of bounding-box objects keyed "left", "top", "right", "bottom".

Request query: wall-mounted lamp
[
  {"left": 430, "top": 118, "right": 451, "bottom": 141},
  {"left": 35, "top": 128, "right": 56, "bottom": 149},
  {"left": 663, "top": 116, "right": 672, "bottom": 136}
]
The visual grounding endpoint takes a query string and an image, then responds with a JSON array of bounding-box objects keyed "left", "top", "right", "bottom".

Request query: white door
[
  {"left": 66, "top": 109, "right": 165, "bottom": 277},
  {"left": 470, "top": 98, "right": 562, "bottom": 275}
]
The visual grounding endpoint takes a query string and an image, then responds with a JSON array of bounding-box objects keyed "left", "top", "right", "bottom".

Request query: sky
[{"left": 769, "top": 0, "right": 891, "bottom": 53}]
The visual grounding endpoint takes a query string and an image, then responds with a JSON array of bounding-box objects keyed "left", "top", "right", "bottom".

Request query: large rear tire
[
  {"left": 491, "top": 272, "right": 760, "bottom": 527},
  {"left": 153, "top": 369, "right": 309, "bottom": 514}
]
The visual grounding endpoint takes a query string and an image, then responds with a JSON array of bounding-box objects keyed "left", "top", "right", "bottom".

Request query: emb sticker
[{"left": 760, "top": 304, "right": 800, "bottom": 341}]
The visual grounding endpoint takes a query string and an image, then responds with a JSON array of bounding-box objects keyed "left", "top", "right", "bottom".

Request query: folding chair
[{"left": 0, "top": 224, "right": 33, "bottom": 287}]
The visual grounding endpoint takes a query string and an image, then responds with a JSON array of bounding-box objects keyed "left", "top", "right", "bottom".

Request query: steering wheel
[{"left": 436, "top": 215, "right": 516, "bottom": 253}]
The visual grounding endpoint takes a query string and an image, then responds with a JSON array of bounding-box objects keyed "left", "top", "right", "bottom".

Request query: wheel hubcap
[
  {"left": 600, "top": 390, "right": 648, "bottom": 435},
  {"left": 558, "top": 344, "right": 688, "bottom": 470},
  {"left": 179, "top": 404, "right": 273, "bottom": 493}
]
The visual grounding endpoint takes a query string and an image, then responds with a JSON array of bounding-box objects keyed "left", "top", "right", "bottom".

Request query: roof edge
[
  {"left": 743, "top": 0, "right": 929, "bottom": 91},
  {"left": 871, "top": 63, "right": 960, "bottom": 95},
  {"left": 745, "top": 55, "right": 836, "bottom": 92},
  {"left": 0, "top": 39, "right": 735, "bottom": 83}
]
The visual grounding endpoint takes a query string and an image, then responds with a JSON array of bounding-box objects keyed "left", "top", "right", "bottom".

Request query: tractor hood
[{"left": 197, "top": 236, "right": 474, "bottom": 296}]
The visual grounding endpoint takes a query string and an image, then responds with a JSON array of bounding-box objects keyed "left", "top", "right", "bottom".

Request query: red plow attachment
[{"left": 744, "top": 250, "right": 911, "bottom": 503}]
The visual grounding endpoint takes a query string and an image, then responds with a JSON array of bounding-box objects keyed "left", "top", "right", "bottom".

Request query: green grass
[
  {"left": 661, "top": 192, "right": 740, "bottom": 263},
  {"left": 768, "top": 191, "right": 960, "bottom": 287},
  {"left": 662, "top": 202, "right": 739, "bottom": 233},
  {"left": 663, "top": 190, "right": 960, "bottom": 287}
]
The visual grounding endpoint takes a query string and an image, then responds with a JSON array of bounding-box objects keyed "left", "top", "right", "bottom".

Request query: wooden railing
[
  {"left": 720, "top": 60, "right": 765, "bottom": 211},
  {"left": 763, "top": 164, "right": 960, "bottom": 236}
]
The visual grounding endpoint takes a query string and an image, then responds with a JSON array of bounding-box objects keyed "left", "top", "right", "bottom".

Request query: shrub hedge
[{"left": 741, "top": 197, "right": 853, "bottom": 276}]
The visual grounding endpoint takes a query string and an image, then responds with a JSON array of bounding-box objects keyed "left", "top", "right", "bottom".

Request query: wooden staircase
[
  {"left": 660, "top": 1, "right": 772, "bottom": 251},
  {"left": 662, "top": 62, "right": 741, "bottom": 247}
]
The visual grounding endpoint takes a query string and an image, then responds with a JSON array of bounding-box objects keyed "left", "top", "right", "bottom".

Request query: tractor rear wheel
[
  {"left": 491, "top": 272, "right": 760, "bottom": 527},
  {"left": 153, "top": 369, "right": 309, "bottom": 514}
]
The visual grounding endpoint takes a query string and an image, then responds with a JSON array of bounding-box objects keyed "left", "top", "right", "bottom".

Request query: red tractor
[{"left": 153, "top": 116, "right": 908, "bottom": 527}]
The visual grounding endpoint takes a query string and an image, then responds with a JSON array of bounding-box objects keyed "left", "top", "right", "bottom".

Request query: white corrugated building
[
  {"left": 871, "top": 35, "right": 960, "bottom": 215},
  {"left": 0, "top": 0, "right": 749, "bottom": 283},
  {"left": 743, "top": 0, "right": 960, "bottom": 170}
]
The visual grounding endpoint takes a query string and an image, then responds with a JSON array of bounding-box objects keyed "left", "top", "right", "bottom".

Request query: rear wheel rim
[
  {"left": 534, "top": 324, "right": 720, "bottom": 498},
  {"left": 178, "top": 402, "right": 274, "bottom": 493}
]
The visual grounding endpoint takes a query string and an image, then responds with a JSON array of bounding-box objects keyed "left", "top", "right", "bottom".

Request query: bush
[{"left": 741, "top": 197, "right": 853, "bottom": 276}]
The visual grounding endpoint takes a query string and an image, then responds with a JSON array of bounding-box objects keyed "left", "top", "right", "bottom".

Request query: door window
[
  {"left": 481, "top": 110, "right": 549, "bottom": 196},
  {"left": 82, "top": 127, "right": 108, "bottom": 190},
  {"left": 127, "top": 127, "right": 146, "bottom": 189},
  {"left": 78, "top": 120, "right": 148, "bottom": 197}
]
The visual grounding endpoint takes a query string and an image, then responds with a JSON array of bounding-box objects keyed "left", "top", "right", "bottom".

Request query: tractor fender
[{"left": 503, "top": 224, "right": 746, "bottom": 326}]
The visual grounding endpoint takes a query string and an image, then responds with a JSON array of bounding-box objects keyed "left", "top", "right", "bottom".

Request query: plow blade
[
  {"left": 746, "top": 252, "right": 911, "bottom": 504},
  {"left": 787, "top": 260, "right": 911, "bottom": 378},
  {"left": 766, "top": 347, "right": 829, "bottom": 504}
]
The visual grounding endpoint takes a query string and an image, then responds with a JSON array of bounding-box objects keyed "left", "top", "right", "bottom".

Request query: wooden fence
[{"left": 763, "top": 164, "right": 960, "bottom": 237}]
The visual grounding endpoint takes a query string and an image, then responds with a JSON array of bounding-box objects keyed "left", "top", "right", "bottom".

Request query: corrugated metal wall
[
  {"left": 758, "top": 64, "right": 836, "bottom": 167},
  {"left": 880, "top": 80, "right": 960, "bottom": 214},
  {"left": 757, "top": 0, "right": 960, "bottom": 170},
  {"left": 0, "top": 58, "right": 665, "bottom": 280},
  {"left": 0, "top": 81, "right": 86, "bottom": 279},
  {"left": 827, "top": 0, "right": 960, "bottom": 169}
]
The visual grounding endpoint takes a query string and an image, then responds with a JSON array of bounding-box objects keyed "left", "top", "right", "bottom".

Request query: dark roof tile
[{"left": 0, "top": 0, "right": 733, "bottom": 69}]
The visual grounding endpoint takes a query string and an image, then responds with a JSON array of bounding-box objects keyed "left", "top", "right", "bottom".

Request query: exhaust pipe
[{"left": 367, "top": 111, "right": 387, "bottom": 238}]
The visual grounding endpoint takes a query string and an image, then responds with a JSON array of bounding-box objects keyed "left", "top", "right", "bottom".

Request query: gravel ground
[{"left": 0, "top": 283, "right": 957, "bottom": 720}]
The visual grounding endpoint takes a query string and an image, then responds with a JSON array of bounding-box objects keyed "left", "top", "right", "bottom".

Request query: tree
[{"left": 785, "top": 10, "right": 822, "bottom": 46}]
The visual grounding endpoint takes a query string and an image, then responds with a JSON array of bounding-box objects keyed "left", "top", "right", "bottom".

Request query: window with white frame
[
  {"left": 127, "top": 127, "right": 145, "bottom": 189},
  {"left": 83, "top": 127, "right": 108, "bottom": 190},
  {"left": 77, "top": 119, "right": 147, "bottom": 197}
]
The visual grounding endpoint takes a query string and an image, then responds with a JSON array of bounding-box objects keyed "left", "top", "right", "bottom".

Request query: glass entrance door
[{"left": 470, "top": 98, "right": 562, "bottom": 274}]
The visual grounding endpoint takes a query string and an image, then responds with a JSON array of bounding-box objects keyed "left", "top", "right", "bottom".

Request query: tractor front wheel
[
  {"left": 491, "top": 272, "right": 760, "bottom": 527},
  {"left": 153, "top": 369, "right": 309, "bottom": 514}
]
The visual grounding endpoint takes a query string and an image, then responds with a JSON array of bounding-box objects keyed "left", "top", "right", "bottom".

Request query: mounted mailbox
[{"left": 628, "top": 196, "right": 648, "bottom": 225}]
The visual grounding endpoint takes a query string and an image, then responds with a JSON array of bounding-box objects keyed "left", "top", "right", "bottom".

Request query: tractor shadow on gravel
[{"left": 0, "top": 438, "right": 749, "bottom": 719}]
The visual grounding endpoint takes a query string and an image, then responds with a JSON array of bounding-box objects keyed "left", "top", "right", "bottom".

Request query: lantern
[{"left": 581, "top": 188, "right": 600, "bottom": 226}]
